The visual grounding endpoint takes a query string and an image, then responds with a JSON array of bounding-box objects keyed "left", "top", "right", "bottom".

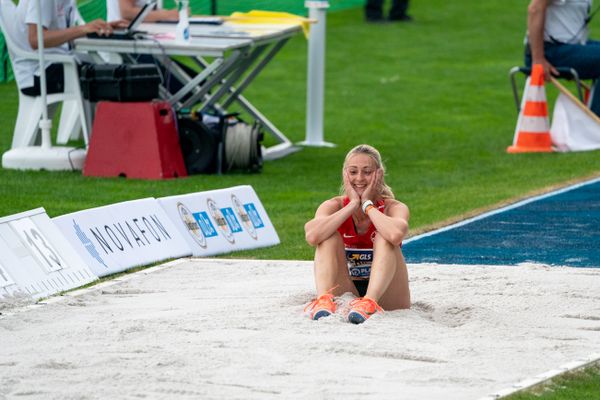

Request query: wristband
[{"left": 361, "top": 200, "right": 374, "bottom": 214}]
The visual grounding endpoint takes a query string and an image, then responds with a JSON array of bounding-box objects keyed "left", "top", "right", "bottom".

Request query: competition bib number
[{"left": 345, "top": 248, "right": 373, "bottom": 278}]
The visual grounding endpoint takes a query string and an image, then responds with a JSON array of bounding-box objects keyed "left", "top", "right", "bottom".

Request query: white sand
[{"left": 1, "top": 259, "right": 600, "bottom": 400}]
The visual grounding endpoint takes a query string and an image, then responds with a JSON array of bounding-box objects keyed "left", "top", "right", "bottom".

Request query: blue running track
[{"left": 403, "top": 178, "right": 600, "bottom": 267}]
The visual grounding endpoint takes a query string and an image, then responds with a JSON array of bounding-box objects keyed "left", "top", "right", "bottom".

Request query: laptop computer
[{"left": 87, "top": 0, "right": 156, "bottom": 40}]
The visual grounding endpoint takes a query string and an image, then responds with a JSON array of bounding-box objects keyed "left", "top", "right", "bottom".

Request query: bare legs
[
  {"left": 313, "top": 233, "right": 358, "bottom": 297},
  {"left": 368, "top": 234, "right": 411, "bottom": 310},
  {"left": 312, "top": 232, "right": 411, "bottom": 310}
]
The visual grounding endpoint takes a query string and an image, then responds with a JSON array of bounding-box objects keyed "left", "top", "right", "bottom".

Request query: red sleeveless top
[{"left": 337, "top": 197, "right": 386, "bottom": 249}]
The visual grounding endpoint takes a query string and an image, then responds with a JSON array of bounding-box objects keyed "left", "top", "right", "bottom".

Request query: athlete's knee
[
  {"left": 315, "top": 232, "right": 344, "bottom": 255},
  {"left": 321, "top": 232, "right": 344, "bottom": 247},
  {"left": 372, "top": 233, "right": 395, "bottom": 251}
]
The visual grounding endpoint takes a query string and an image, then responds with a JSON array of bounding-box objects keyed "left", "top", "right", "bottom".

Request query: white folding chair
[{"left": 0, "top": 0, "right": 89, "bottom": 148}]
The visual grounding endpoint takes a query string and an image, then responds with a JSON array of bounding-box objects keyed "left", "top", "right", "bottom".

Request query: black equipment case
[
  {"left": 177, "top": 111, "right": 263, "bottom": 175},
  {"left": 79, "top": 64, "right": 161, "bottom": 102}
]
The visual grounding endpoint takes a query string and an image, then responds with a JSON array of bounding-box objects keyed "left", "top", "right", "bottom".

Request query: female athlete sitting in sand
[{"left": 304, "top": 144, "right": 411, "bottom": 324}]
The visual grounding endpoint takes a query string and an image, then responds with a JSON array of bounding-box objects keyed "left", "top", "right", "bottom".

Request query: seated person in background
[
  {"left": 526, "top": 0, "right": 600, "bottom": 116},
  {"left": 106, "top": 0, "right": 179, "bottom": 22},
  {"left": 105, "top": 0, "right": 196, "bottom": 99},
  {"left": 14, "top": 0, "right": 124, "bottom": 96}
]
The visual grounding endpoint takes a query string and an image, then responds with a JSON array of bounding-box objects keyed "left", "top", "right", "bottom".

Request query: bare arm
[
  {"left": 366, "top": 200, "right": 409, "bottom": 247},
  {"left": 119, "top": 0, "right": 179, "bottom": 22},
  {"left": 28, "top": 19, "right": 117, "bottom": 49},
  {"left": 304, "top": 197, "right": 359, "bottom": 247},
  {"left": 527, "top": 0, "right": 558, "bottom": 80}
]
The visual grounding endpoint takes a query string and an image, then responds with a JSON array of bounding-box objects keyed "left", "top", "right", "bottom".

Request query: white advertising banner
[
  {"left": 0, "top": 208, "right": 97, "bottom": 300},
  {"left": 53, "top": 198, "right": 192, "bottom": 277},
  {"left": 158, "top": 185, "right": 280, "bottom": 256},
  {"left": 0, "top": 261, "right": 15, "bottom": 287},
  {"left": 0, "top": 259, "right": 18, "bottom": 298}
]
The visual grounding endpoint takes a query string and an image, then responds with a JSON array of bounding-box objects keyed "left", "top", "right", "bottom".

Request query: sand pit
[{"left": 1, "top": 259, "right": 600, "bottom": 399}]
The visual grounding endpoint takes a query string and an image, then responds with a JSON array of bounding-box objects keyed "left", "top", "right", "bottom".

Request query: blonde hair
[{"left": 340, "top": 144, "right": 395, "bottom": 199}]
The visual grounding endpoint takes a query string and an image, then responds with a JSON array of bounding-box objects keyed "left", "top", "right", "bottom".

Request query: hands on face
[
  {"left": 361, "top": 168, "right": 382, "bottom": 204},
  {"left": 343, "top": 169, "right": 361, "bottom": 205},
  {"left": 344, "top": 167, "right": 382, "bottom": 212}
]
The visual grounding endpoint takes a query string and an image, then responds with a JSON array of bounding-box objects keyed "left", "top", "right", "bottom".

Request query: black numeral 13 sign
[{"left": 11, "top": 219, "right": 65, "bottom": 273}]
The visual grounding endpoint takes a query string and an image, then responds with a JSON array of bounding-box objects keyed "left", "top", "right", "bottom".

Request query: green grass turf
[
  {"left": 504, "top": 364, "right": 600, "bottom": 400},
  {"left": 2, "top": 0, "right": 599, "bottom": 260},
  {"left": 1, "top": 1, "right": 599, "bottom": 397}
]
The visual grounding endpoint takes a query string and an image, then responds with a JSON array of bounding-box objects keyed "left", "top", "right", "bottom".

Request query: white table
[{"left": 74, "top": 22, "right": 302, "bottom": 160}]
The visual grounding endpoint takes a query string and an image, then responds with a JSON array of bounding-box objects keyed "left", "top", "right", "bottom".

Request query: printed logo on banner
[
  {"left": 244, "top": 203, "right": 265, "bottom": 229},
  {"left": 231, "top": 194, "right": 258, "bottom": 240},
  {"left": 177, "top": 202, "right": 207, "bottom": 248},
  {"left": 207, "top": 198, "right": 235, "bottom": 244},
  {"left": 10, "top": 218, "right": 66, "bottom": 273},
  {"left": 72, "top": 220, "right": 109, "bottom": 269},
  {"left": 85, "top": 214, "right": 173, "bottom": 256},
  {"left": 221, "top": 207, "right": 243, "bottom": 234},
  {"left": 0, "top": 262, "right": 15, "bottom": 288},
  {"left": 192, "top": 211, "right": 218, "bottom": 239}
]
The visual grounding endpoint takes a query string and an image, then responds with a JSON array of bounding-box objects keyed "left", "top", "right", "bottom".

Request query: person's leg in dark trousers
[
  {"left": 20, "top": 63, "right": 65, "bottom": 96},
  {"left": 365, "top": 0, "right": 384, "bottom": 21},
  {"left": 389, "top": 0, "right": 411, "bottom": 21},
  {"left": 530, "top": 41, "right": 600, "bottom": 117}
]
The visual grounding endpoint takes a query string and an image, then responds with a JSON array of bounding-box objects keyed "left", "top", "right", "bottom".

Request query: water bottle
[{"left": 175, "top": 0, "right": 190, "bottom": 44}]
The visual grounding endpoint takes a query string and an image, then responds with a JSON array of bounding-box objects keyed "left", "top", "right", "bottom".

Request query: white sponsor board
[
  {"left": 53, "top": 198, "right": 192, "bottom": 277},
  {"left": 0, "top": 259, "right": 18, "bottom": 298},
  {"left": 158, "top": 186, "right": 280, "bottom": 256},
  {"left": 0, "top": 261, "right": 15, "bottom": 287},
  {"left": 0, "top": 208, "right": 97, "bottom": 300}
]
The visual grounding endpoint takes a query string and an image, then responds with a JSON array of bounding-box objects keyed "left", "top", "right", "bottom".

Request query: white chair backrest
[
  {"left": 0, "top": 0, "right": 26, "bottom": 59},
  {"left": 0, "top": 0, "right": 89, "bottom": 148},
  {"left": 0, "top": 0, "right": 74, "bottom": 63}
]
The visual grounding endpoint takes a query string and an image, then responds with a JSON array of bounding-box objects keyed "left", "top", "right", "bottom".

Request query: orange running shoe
[
  {"left": 304, "top": 293, "right": 337, "bottom": 320},
  {"left": 347, "top": 296, "right": 383, "bottom": 324}
]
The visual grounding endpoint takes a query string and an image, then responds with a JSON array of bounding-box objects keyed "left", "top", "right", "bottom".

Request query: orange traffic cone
[
  {"left": 507, "top": 64, "right": 553, "bottom": 153},
  {"left": 584, "top": 86, "right": 591, "bottom": 106}
]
